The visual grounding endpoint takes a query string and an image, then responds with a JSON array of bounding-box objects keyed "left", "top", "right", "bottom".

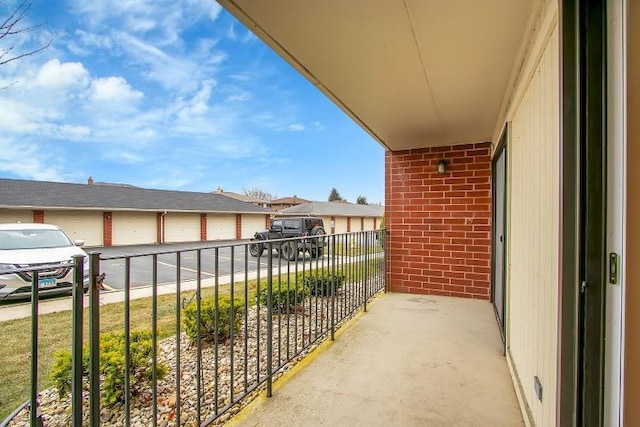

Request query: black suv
[{"left": 249, "top": 217, "right": 326, "bottom": 260}]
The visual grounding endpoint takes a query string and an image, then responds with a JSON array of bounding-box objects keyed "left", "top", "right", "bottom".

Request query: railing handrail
[{"left": 1, "top": 229, "right": 387, "bottom": 426}]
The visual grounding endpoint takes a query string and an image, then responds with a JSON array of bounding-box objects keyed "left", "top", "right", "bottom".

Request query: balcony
[
  {"left": 0, "top": 230, "right": 522, "bottom": 426},
  {"left": 229, "top": 292, "right": 523, "bottom": 426}
]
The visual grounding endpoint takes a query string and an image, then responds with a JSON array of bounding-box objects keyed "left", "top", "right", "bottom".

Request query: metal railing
[{"left": 2, "top": 229, "right": 386, "bottom": 426}]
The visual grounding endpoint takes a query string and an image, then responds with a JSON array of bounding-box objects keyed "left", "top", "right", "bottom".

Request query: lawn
[{"left": 0, "top": 258, "right": 383, "bottom": 421}]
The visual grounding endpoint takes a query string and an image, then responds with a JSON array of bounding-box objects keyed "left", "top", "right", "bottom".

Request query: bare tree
[
  {"left": 1, "top": 0, "right": 52, "bottom": 72},
  {"left": 243, "top": 187, "right": 276, "bottom": 201}
]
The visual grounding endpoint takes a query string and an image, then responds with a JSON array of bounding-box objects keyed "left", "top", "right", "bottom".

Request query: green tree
[
  {"left": 328, "top": 187, "right": 344, "bottom": 202},
  {"left": 356, "top": 195, "right": 368, "bottom": 205}
]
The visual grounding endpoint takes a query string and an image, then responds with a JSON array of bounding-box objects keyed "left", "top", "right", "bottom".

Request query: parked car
[
  {"left": 0, "top": 223, "right": 89, "bottom": 301},
  {"left": 249, "top": 217, "right": 326, "bottom": 260}
]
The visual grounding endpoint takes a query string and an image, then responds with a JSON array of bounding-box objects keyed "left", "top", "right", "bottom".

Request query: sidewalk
[{"left": 228, "top": 292, "right": 523, "bottom": 427}]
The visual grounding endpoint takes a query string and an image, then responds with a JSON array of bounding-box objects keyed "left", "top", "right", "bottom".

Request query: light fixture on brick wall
[{"left": 437, "top": 159, "right": 448, "bottom": 174}]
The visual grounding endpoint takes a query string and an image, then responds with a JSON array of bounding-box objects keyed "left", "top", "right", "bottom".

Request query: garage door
[
  {"left": 334, "top": 217, "right": 348, "bottom": 234},
  {"left": 45, "top": 210, "right": 103, "bottom": 246},
  {"left": 112, "top": 212, "right": 157, "bottom": 245},
  {"left": 164, "top": 213, "right": 200, "bottom": 243},
  {"left": 207, "top": 214, "right": 236, "bottom": 240},
  {"left": 363, "top": 217, "right": 375, "bottom": 231},
  {"left": 0, "top": 209, "right": 33, "bottom": 224},
  {"left": 241, "top": 214, "right": 267, "bottom": 239}
]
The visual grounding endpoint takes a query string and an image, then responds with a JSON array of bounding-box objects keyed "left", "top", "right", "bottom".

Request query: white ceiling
[{"left": 218, "top": 0, "right": 534, "bottom": 151}]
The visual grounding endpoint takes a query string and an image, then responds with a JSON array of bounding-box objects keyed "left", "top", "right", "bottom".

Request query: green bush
[
  {"left": 50, "top": 329, "right": 167, "bottom": 407},
  {"left": 258, "top": 282, "right": 307, "bottom": 310},
  {"left": 302, "top": 273, "right": 345, "bottom": 296},
  {"left": 183, "top": 296, "right": 244, "bottom": 345}
]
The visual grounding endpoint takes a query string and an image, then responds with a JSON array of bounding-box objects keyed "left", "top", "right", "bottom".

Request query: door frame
[
  {"left": 559, "top": 0, "right": 607, "bottom": 425},
  {"left": 491, "top": 127, "right": 508, "bottom": 345}
]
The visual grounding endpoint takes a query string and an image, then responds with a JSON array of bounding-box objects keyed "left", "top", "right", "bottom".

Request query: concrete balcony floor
[{"left": 228, "top": 292, "right": 523, "bottom": 427}]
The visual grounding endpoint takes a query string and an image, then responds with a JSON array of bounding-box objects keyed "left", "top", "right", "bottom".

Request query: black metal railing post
[
  {"left": 71, "top": 255, "right": 85, "bottom": 426},
  {"left": 266, "top": 242, "right": 273, "bottom": 398},
  {"left": 364, "top": 231, "right": 369, "bottom": 312},
  {"left": 124, "top": 257, "right": 131, "bottom": 427},
  {"left": 89, "top": 252, "right": 101, "bottom": 427},
  {"left": 175, "top": 252, "right": 182, "bottom": 427},
  {"left": 151, "top": 254, "right": 158, "bottom": 427},
  {"left": 330, "top": 234, "right": 336, "bottom": 341},
  {"left": 29, "top": 270, "right": 41, "bottom": 427}
]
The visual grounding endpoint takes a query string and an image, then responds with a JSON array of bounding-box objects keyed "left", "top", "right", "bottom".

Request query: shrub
[
  {"left": 258, "top": 281, "right": 307, "bottom": 310},
  {"left": 302, "top": 273, "right": 345, "bottom": 296},
  {"left": 183, "top": 296, "right": 244, "bottom": 345},
  {"left": 50, "top": 329, "right": 167, "bottom": 407}
]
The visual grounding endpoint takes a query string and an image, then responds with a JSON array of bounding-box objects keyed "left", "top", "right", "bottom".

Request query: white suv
[{"left": 0, "top": 223, "right": 89, "bottom": 301}]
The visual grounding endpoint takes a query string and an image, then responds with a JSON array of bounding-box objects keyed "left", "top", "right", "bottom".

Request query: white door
[
  {"left": 112, "top": 212, "right": 157, "bottom": 245},
  {"left": 241, "top": 214, "right": 266, "bottom": 239},
  {"left": 604, "top": 0, "right": 625, "bottom": 423},
  {"left": 45, "top": 210, "right": 103, "bottom": 246},
  {"left": 0, "top": 209, "right": 32, "bottom": 223},
  {"left": 164, "top": 213, "right": 200, "bottom": 242},
  {"left": 206, "top": 214, "right": 236, "bottom": 240}
]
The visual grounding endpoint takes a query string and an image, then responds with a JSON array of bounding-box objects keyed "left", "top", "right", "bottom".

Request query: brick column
[
  {"left": 360, "top": 217, "right": 364, "bottom": 231},
  {"left": 33, "top": 210, "right": 44, "bottom": 223},
  {"left": 157, "top": 213, "right": 164, "bottom": 244},
  {"left": 103, "top": 212, "right": 112, "bottom": 246},
  {"left": 200, "top": 214, "right": 207, "bottom": 241},
  {"left": 347, "top": 217, "right": 351, "bottom": 232},
  {"left": 331, "top": 216, "right": 336, "bottom": 234},
  {"left": 374, "top": 217, "right": 378, "bottom": 230},
  {"left": 265, "top": 215, "right": 270, "bottom": 228},
  {"left": 385, "top": 142, "right": 492, "bottom": 299},
  {"left": 235, "top": 214, "right": 242, "bottom": 240}
]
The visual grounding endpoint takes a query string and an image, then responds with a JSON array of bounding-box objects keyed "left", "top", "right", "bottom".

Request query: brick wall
[
  {"left": 385, "top": 142, "right": 492, "bottom": 299},
  {"left": 235, "top": 214, "right": 242, "bottom": 240},
  {"left": 33, "top": 210, "right": 44, "bottom": 223},
  {"left": 200, "top": 213, "right": 207, "bottom": 241},
  {"left": 103, "top": 212, "right": 112, "bottom": 246},
  {"left": 157, "top": 213, "right": 164, "bottom": 244}
]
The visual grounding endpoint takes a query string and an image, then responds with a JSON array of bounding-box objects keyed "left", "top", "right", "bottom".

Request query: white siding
[
  {"left": 0, "top": 209, "right": 32, "bottom": 224},
  {"left": 164, "top": 213, "right": 200, "bottom": 243},
  {"left": 241, "top": 214, "right": 267, "bottom": 239},
  {"left": 206, "top": 214, "right": 236, "bottom": 240},
  {"left": 507, "top": 25, "right": 559, "bottom": 427},
  {"left": 112, "top": 212, "right": 157, "bottom": 245},
  {"left": 320, "top": 216, "right": 333, "bottom": 233},
  {"left": 45, "top": 210, "right": 103, "bottom": 246},
  {"left": 334, "top": 217, "right": 348, "bottom": 234},
  {"left": 363, "top": 217, "right": 375, "bottom": 231}
]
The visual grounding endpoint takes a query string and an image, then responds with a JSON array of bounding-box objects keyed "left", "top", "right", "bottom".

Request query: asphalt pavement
[{"left": 0, "top": 239, "right": 331, "bottom": 321}]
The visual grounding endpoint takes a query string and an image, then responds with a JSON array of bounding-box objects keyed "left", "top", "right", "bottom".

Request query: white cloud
[
  {"left": 0, "top": 139, "right": 66, "bottom": 182},
  {"left": 71, "top": 0, "right": 222, "bottom": 44},
  {"left": 57, "top": 125, "right": 92, "bottom": 139},
  {"left": 89, "top": 76, "right": 144, "bottom": 104},
  {"left": 36, "top": 59, "right": 90, "bottom": 90},
  {"left": 287, "top": 123, "right": 305, "bottom": 132}
]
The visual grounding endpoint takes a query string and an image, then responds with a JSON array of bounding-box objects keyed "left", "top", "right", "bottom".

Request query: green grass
[
  {"left": 0, "top": 260, "right": 383, "bottom": 420},
  {"left": 328, "top": 242, "right": 384, "bottom": 257}
]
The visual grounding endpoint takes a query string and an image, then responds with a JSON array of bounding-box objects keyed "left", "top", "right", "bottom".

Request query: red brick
[{"left": 386, "top": 142, "right": 492, "bottom": 300}]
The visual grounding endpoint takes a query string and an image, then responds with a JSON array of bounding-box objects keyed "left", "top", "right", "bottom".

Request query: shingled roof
[
  {"left": 277, "top": 201, "right": 384, "bottom": 217},
  {"left": 0, "top": 178, "right": 271, "bottom": 214}
]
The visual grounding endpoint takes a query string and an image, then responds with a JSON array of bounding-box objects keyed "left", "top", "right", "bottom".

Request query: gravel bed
[{"left": 7, "top": 295, "right": 362, "bottom": 426}]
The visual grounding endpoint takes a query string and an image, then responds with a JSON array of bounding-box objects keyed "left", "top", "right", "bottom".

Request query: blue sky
[{"left": 0, "top": 0, "right": 384, "bottom": 203}]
